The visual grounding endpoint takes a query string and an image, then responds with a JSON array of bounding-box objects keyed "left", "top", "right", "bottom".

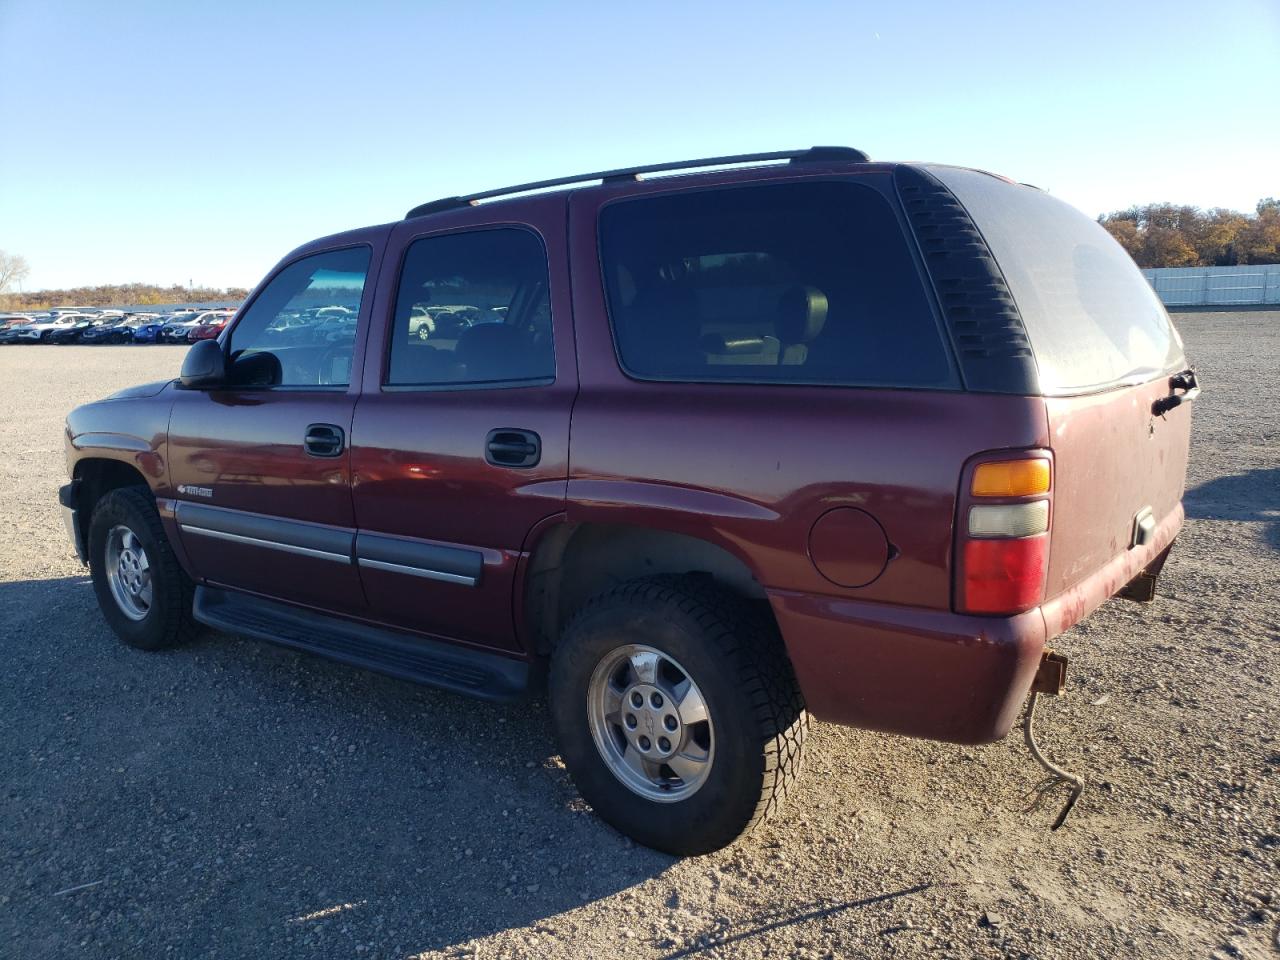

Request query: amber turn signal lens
[{"left": 971, "top": 459, "right": 1051, "bottom": 497}]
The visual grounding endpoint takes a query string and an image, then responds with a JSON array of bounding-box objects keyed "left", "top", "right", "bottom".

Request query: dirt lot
[{"left": 1, "top": 314, "right": 1277, "bottom": 960}]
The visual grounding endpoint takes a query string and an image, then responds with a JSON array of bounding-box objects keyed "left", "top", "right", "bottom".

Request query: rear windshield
[
  {"left": 598, "top": 180, "right": 957, "bottom": 389},
  {"left": 929, "top": 165, "right": 1184, "bottom": 394}
]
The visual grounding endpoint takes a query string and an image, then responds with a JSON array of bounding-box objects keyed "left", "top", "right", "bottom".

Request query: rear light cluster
[{"left": 957, "top": 455, "right": 1052, "bottom": 615}]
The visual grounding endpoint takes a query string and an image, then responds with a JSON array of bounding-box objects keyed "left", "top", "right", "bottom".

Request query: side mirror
[{"left": 179, "top": 339, "right": 226, "bottom": 389}]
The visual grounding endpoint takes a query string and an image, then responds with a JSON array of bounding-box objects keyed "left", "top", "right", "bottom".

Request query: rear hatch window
[
  {"left": 927, "top": 165, "right": 1185, "bottom": 395},
  {"left": 598, "top": 180, "right": 959, "bottom": 389}
]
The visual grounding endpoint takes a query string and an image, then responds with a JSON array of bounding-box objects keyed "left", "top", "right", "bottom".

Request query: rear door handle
[
  {"left": 486, "top": 428, "right": 540, "bottom": 468},
  {"left": 304, "top": 423, "right": 345, "bottom": 458}
]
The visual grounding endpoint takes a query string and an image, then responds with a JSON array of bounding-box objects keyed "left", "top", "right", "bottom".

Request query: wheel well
[
  {"left": 74, "top": 459, "right": 151, "bottom": 524},
  {"left": 523, "top": 522, "right": 771, "bottom": 654}
]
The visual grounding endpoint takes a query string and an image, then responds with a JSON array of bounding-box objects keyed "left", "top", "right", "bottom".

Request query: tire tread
[
  {"left": 90, "top": 486, "right": 198, "bottom": 650},
  {"left": 562, "top": 574, "right": 809, "bottom": 841}
]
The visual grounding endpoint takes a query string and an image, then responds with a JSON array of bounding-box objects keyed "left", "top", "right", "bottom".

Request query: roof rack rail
[{"left": 404, "top": 146, "right": 869, "bottom": 219}]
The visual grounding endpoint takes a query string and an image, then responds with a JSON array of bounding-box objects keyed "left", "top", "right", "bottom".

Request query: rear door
[
  {"left": 168, "top": 241, "right": 382, "bottom": 614},
  {"left": 349, "top": 196, "right": 576, "bottom": 652},
  {"left": 928, "top": 166, "right": 1195, "bottom": 609}
]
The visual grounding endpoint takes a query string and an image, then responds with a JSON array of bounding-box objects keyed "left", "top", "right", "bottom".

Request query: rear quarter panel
[{"left": 565, "top": 171, "right": 1052, "bottom": 609}]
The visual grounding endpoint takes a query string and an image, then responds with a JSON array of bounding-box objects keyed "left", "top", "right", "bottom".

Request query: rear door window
[
  {"left": 928, "top": 165, "right": 1185, "bottom": 394},
  {"left": 386, "top": 228, "right": 555, "bottom": 388},
  {"left": 598, "top": 180, "right": 957, "bottom": 388}
]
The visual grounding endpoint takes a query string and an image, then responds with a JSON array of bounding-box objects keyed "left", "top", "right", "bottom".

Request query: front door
[
  {"left": 350, "top": 197, "right": 576, "bottom": 652},
  {"left": 168, "top": 243, "right": 380, "bottom": 614}
]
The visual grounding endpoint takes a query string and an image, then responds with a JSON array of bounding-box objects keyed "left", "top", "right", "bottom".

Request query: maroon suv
[{"left": 60, "top": 148, "right": 1196, "bottom": 854}]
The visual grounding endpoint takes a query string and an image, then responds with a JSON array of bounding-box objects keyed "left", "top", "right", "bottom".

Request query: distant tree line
[
  {"left": 3, "top": 282, "right": 250, "bottom": 311},
  {"left": 1099, "top": 198, "right": 1280, "bottom": 268}
]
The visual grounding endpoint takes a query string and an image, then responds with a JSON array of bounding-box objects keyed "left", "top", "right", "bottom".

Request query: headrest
[
  {"left": 456, "top": 323, "right": 529, "bottom": 381},
  {"left": 456, "top": 321, "right": 518, "bottom": 355},
  {"left": 776, "top": 285, "right": 828, "bottom": 345}
]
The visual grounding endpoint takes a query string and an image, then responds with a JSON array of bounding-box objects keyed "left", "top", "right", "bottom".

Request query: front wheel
[
  {"left": 549, "top": 575, "right": 809, "bottom": 855},
  {"left": 88, "top": 487, "right": 197, "bottom": 650}
]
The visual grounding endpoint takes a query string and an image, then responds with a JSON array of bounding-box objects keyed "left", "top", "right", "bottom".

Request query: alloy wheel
[{"left": 586, "top": 644, "right": 715, "bottom": 802}]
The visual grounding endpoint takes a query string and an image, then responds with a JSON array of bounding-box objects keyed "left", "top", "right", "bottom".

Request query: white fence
[{"left": 1142, "top": 265, "right": 1280, "bottom": 307}]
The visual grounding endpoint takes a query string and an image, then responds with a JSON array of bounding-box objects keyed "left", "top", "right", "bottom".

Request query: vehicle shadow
[
  {"left": 0, "top": 575, "right": 932, "bottom": 958},
  {"left": 658, "top": 883, "right": 931, "bottom": 958},
  {"left": 1184, "top": 466, "right": 1280, "bottom": 551}
]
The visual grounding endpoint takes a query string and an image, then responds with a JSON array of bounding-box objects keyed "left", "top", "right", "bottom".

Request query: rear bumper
[
  {"left": 770, "top": 591, "right": 1045, "bottom": 745},
  {"left": 771, "top": 502, "right": 1183, "bottom": 746}
]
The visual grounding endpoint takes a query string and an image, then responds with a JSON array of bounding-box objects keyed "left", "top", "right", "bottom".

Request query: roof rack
[{"left": 404, "top": 146, "right": 869, "bottom": 219}]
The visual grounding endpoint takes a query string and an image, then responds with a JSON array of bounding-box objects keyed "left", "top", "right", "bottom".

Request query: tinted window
[
  {"left": 227, "top": 246, "right": 370, "bottom": 387},
  {"left": 386, "top": 229, "right": 554, "bottom": 387},
  {"left": 598, "top": 181, "right": 955, "bottom": 388},
  {"left": 929, "top": 166, "right": 1185, "bottom": 394}
]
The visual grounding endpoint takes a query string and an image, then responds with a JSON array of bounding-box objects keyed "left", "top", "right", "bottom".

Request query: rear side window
[
  {"left": 929, "top": 166, "right": 1185, "bottom": 394},
  {"left": 598, "top": 181, "right": 956, "bottom": 388}
]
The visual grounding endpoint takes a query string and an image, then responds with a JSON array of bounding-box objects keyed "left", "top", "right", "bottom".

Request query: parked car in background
[
  {"left": 0, "top": 314, "right": 45, "bottom": 343},
  {"left": 80, "top": 317, "right": 138, "bottom": 344},
  {"left": 187, "top": 312, "right": 234, "bottom": 342},
  {"left": 156, "top": 313, "right": 201, "bottom": 343},
  {"left": 130, "top": 320, "right": 168, "bottom": 344},
  {"left": 12, "top": 313, "right": 95, "bottom": 343},
  {"left": 259, "top": 312, "right": 313, "bottom": 346},
  {"left": 48, "top": 316, "right": 101, "bottom": 344},
  {"left": 156, "top": 310, "right": 225, "bottom": 343},
  {"left": 413, "top": 304, "right": 482, "bottom": 340}
]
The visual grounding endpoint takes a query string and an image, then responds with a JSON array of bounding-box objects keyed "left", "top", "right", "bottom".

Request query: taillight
[{"left": 956, "top": 454, "right": 1052, "bottom": 616}]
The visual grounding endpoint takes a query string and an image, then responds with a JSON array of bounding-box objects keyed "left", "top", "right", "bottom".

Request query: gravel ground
[{"left": 1, "top": 315, "right": 1277, "bottom": 960}]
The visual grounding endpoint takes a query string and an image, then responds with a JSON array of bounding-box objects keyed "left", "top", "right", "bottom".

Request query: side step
[{"left": 193, "top": 586, "right": 529, "bottom": 702}]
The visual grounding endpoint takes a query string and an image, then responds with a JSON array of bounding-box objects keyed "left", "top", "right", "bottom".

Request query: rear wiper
[{"left": 1152, "top": 368, "right": 1201, "bottom": 416}]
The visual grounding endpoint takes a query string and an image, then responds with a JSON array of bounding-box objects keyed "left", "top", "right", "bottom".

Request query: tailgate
[
  {"left": 1044, "top": 374, "right": 1193, "bottom": 601},
  {"left": 921, "top": 164, "right": 1196, "bottom": 616}
]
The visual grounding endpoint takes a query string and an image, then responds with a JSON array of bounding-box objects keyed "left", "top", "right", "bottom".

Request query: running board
[{"left": 193, "top": 586, "right": 529, "bottom": 701}]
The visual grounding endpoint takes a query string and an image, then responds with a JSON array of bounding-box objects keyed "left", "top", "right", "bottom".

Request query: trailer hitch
[{"left": 1023, "top": 650, "right": 1084, "bottom": 830}]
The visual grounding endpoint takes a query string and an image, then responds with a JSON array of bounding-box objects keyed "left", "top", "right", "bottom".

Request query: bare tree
[{"left": 0, "top": 251, "right": 31, "bottom": 295}]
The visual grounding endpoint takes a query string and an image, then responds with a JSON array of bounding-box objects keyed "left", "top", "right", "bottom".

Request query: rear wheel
[
  {"left": 549, "top": 575, "right": 808, "bottom": 855},
  {"left": 88, "top": 487, "right": 197, "bottom": 650}
]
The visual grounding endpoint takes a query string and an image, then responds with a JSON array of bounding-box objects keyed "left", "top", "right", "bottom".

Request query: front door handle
[
  {"left": 485, "top": 428, "right": 540, "bottom": 468},
  {"left": 305, "top": 423, "right": 345, "bottom": 458}
]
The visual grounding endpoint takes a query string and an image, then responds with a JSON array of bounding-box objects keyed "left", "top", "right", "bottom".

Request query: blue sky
[{"left": 1, "top": 0, "right": 1276, "bottom": 292}]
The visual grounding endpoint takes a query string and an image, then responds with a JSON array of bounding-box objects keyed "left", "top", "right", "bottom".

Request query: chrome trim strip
[
  {"left": 179, "top": 524, "right": 352, "bottom": 564},
  {"left": 357, "top": 557, "right": 477, "bottom": 587}
]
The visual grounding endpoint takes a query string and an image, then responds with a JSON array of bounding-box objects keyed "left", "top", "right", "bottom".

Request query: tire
[
  {"left": 88, "top": 487, "right": 197, "bottom": 651},
  {"left": 549, "top": 575, "right": 808, "bottom": 855}
]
